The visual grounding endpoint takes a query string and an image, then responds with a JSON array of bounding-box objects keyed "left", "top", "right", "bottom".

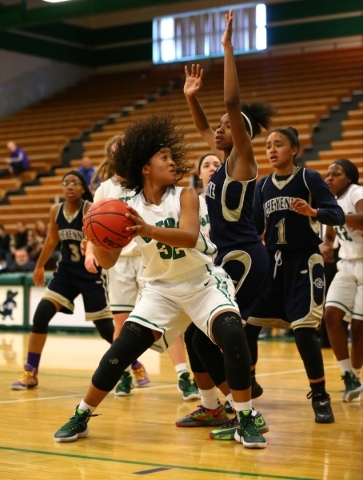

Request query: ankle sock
[
  {"left": 27, "top": 352, "right": 41, "bottom": 370},
  {"left": 78, "top": 399, "right": 96, "bottom": 413},
  {"left": 234, "top": 400, "right": 252, "bottom": 413},
  {"left": 175, "top": 363, "right": 188, "bottom": 378}
]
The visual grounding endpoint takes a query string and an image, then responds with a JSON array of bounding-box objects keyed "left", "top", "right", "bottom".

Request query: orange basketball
[{"left": 83, "top": 198, "right": 135, "bottom": 250}]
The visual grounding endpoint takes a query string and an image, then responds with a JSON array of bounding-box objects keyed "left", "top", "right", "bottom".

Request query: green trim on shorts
[{"left": 127, "top": 314, "right": 169, "bottom": 349}]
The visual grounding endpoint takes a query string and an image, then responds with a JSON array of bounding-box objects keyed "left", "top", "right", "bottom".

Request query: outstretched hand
[
  {"left": 222, "top": 9, "right": 233, "bottom": 47},
  {"left": 184, "top": 64, "right": 204, "bottom": 97}
]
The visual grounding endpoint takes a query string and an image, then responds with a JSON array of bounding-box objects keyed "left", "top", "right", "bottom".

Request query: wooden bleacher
[{"left": 1, "top": 46, "right": 362, "bottom": 232}]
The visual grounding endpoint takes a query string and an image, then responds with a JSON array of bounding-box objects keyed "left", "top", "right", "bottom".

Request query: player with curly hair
[{"left": 54, "top": 111, "right": 267, "bottom": 449}]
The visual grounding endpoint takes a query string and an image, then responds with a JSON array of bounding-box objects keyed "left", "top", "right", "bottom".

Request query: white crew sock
[
  {"left": 338, "top": 359, "right": 352, "bottom": 374},
  {"left": 78, "top": 399, "right": 96, "bottom": 413},
  {"left": 199, "top": 387, "right": 220, "bottom": 410},
  {"left": 175, "top": 363, "right": 188, "bottom": 378}
]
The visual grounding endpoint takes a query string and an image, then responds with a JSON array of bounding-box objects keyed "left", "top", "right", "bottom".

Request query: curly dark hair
[
  {"left": 112, "top": 113, "right": 193, "bottom": 192},
  {"left": 240, "top": 100, "right": 276, "bottom": 138}
]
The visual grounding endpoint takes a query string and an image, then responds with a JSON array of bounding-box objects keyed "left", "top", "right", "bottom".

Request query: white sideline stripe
[
  {"left": 0, "top": 365, "right": 339, "bottom": 405},
  {"left": 0, "top": 384, "right": 175, "bottom": 404}
]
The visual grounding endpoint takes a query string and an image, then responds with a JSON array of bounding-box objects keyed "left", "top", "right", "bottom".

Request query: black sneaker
[
  {"left": 251, "top": 377, "right": 263, "bottom": 399},
  {"left": 307, "top": 391, "right": 335, "bottom": 424},
  {"left": 54, "top": 406, "right": 98, "bottom": 442}
]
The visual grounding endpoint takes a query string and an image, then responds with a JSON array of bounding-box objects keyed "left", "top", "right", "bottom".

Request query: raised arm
[
  {"left": 184, "top": 64, "right": 222, "bottom": 160},
  {"left": 222, "top": 10, "right": 256, "bottom": 180}
]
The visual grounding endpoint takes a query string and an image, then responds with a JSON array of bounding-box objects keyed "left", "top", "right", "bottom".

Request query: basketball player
[
  {"left": 86, "top": 137, "right": 200, "bottom": 400},
  {"left": 321, "top": 159, "right": 363, "bottom": 401},
  {"left": 245, "top": 127, "right": 345, "bottom": 423},
  {"left": 11, "top": 171, "right": 114, "bottom": 390},
  {"left": 177, "top": 10, "right": 273, "bottom": 439},
  {"left": 197, "top": 153, "right": 221, "bottom": 236},
  {"left": 54, "top": 111, "right": 267, "bottom": 449}
]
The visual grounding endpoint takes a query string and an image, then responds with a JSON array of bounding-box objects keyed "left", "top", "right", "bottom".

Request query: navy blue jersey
[
  {"left": 254, "top": 167, "right": 345, "bottom": 252},
  {"left": 205, "top": 160, "right": 261, "bottom": 257},
  {"left": 55, "top": 200, "right": 101, "bottom": 278}
]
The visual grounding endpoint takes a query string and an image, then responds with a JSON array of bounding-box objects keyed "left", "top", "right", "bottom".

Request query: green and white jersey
[
  {"left": 94, "top": 176, "right": 140, "bottom": 257},
  {"left": 334, "top": 184, "right": 363, "bottom": 260},
  {"left": 129, "top": 186, "right": 218, "bottom": 282},
  {"left": 199, "top": 193, "right": 210, "bottom": 235}
]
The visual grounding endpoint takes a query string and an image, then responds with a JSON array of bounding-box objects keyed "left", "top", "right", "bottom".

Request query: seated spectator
[
  {"left": 10, "top": 221, "right": 30, "bottom": 258},
  {"left": 0, "top": 224, "right": 11, "bottom": 263},
  {"left": 6, "top": 248, "right": 35, "bottom": 273},
  {"left": 78, "top": 156, "right": 96, "bottom": 186},
  {"left": 34, "top": 220, "right": 48, "bottom": 242},
  {"left": 0, "top": 141, "right": 30, "bottom": 178}
]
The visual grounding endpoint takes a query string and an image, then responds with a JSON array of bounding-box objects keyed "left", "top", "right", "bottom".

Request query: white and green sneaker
[
  {"left": 342, "top": 371, "right": 362, "bottom": 402},
  {"left": 54, "top": 406, "right": 98, "bottom": 443},
  {"left": 177, "top": 372, "right": 200, "bottom": 401},
  {"left": 209, "top": 410, "right": 269, "bottom": 440},
  {"left": 115, "top": 372, "right": 134, "bottom": 396},
  {"left": 234, "top": 410, "right": 267, "bottom": 449}
]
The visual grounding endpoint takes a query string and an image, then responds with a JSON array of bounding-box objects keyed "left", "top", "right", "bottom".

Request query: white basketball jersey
[
  {"left": 94, "top": 176, "right": 140, "bottom": 256},
  {"left": 129, "top": 186, "right": 217, "bottom": 282},
  {"left": 334, "top": 184, "right": 363, "bottom": 260},
  {"left": 199, "top": 193, "right": 210, "bottom": 235}
]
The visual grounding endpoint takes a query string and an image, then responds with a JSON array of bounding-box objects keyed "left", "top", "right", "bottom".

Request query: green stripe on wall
[
  {"left": 0, "top": 30, "right": 92, "bottom": 66},
  {"left": 267, "top": 16, "right": 363, "bottom": 46},
  {"left": 21, "top": 21, "right": 152, "bottom": 47},
  {"left": 267, "top": 0, "right": 362, "bottom": 23}
]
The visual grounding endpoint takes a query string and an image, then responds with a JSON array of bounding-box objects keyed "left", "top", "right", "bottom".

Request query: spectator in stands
[
  {"left": 6, "top": 248, "right": 35, "bottom": 273},
  {"left": 78, "top": 156, "right": 96, "bottom": 186},
  {"left": 10, "top": 221, "right": 30, "bottom": 257},
  {"left": 0, "top": 141, "right": 30, "bottom": 178},
  {"left": 34, "top": 220, "right": 48, "bottom": 242},
  {"left": 0, "top": 224, "right": 11, "bottom": 263}
]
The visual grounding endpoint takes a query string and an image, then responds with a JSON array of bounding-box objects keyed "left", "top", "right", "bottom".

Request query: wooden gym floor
[{"left": 0, "top": 332, "right": 361, "bottom": 480}]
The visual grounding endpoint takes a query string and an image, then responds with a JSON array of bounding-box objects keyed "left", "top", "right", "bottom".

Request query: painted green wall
[{"left": 0, "top": 0, "right": 361, "bottom": 67}]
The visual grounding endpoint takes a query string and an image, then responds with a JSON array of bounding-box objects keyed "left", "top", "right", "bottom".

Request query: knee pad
[
  {"left": 184, "top": 323, "right": 206, "bottom": 374},
  {"left": 212, "top": 312, "right": 251, "bottom": 390},
  {"left": 192, "top": 327, "right": 226, "bottom": 386},
  {"left": 32, "top": 300, "right": 57, "bottom": 334},
  {"left": 92, "top": 321, "right": 154, "bottom": 392},
  {"left": 294, "top": 327, "right": 324, "bottom": 380},
  {"left": 93, "top": 318, "right": 114, "bottom": 344}
]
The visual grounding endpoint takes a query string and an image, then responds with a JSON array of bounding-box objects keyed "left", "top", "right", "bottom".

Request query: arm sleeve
[
  {"left": 253, "top": 178, "right": 266, "bottom": 235},
  {"left": 304, "top": 169, "right": 345, "bottom": 226}
]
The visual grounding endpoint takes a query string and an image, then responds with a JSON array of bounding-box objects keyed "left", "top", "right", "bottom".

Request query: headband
[{"left": 241, "top": 112, "right": 253, "bottom": 139}]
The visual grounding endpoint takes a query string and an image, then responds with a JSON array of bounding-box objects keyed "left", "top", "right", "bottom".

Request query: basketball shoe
[
  {"left": 209, "top": 409, "right": 269, "bottom": 440},
  {"left": 11, "top": 364, "right": 38, "bottom": 390},
  {"left": 307, "top": 390, "right": 335, "bottom": 423},
  {"left": 342, "top": 371, "right": 362, "bottom": 402},
  {"left": 177, "top": 372, "right": 200, "bottom": 401},
  {"left": 115, "top": 371, "right": 133, "bottom": 396},
  {"left": 131, "top": 361, "right": 150, "bottom": 387},
  {"left": 54, "top": 406, "right": 98, "bottom": 443},
  {"left": 175, "top": 403, "right": 229, "bottom": 427},
  {"left": 234, "top": 410, "right": 267, "bottom": 448}
]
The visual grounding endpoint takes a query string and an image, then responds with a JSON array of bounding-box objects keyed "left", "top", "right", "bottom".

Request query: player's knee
[
  {"left": 32, "top": 299, "right": 57, "bottom": 334},
  {"left": 93, "top": 318, "right": 114, "bottom": 344},
  {"left": 212, "top": 312, "right": 251, "bottom": 364},
  {"left": 92, "top": 321, "right": 154, "bottom": 391}
]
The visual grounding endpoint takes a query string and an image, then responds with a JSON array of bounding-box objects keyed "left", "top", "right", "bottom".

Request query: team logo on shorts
[
  {"left": 109, "top": 358, "right": 119, "bottom": 364},
  {"left": 313, "top": 278, "right": 324, "bottom": 289}
]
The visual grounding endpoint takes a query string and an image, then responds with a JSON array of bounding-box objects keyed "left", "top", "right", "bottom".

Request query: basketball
[{"left": 83, "top": 198, "right": 135, "bottom": 250}]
